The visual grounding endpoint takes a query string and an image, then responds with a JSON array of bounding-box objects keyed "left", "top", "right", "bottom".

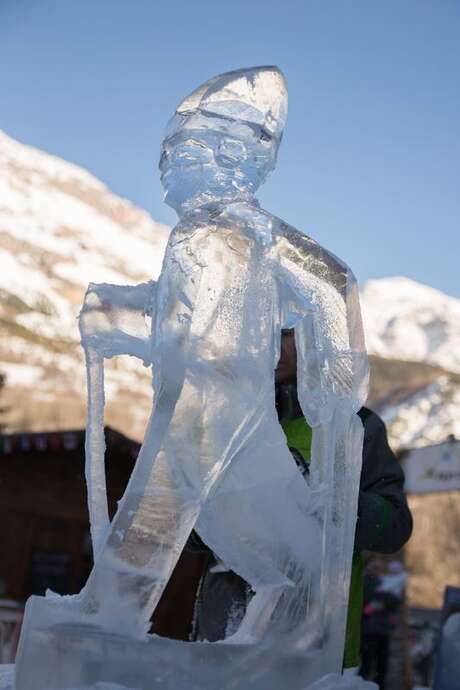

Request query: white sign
[{"left": 403, "top": 439, "right": 460, "bottom": 494}]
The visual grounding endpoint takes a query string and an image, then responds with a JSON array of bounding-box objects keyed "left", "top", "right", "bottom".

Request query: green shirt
[{"left": 281, "top": 416, "right": 362, "bottom": 668}]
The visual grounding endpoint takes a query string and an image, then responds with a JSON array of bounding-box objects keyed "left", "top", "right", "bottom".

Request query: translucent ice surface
[
  {"left": 0, "top": 665, "right": 377, "bottom": 690},
  {"left": 0, "top": 665, "right": 14, "bottom": 690},
  {"left": 14, "top": 66, "right": 368, "bottom": 690},
  {"left": 306, "top": 674, "right": 378, "bottom": 690}
]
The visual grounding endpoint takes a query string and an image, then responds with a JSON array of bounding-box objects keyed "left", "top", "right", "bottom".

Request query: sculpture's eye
[
  {"left": 259, "top": 128, "right": 272, "bottom": 144},
  {"left": 185, "top": 138, "right": 208, "bottom": 150}
]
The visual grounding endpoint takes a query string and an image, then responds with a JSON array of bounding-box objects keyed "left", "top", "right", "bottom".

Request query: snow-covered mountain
[
  {"left": 360, "top": 278, "right": 460, "bottom": 449},
  {"left": 0, "top": 130, "right": 169, "bottom": 439},
  {"left": 1, "top": 130, "right": 459, "bottom": 451},
  {"left": 361, "top": 277, "right": 460, "bottom": 375}
]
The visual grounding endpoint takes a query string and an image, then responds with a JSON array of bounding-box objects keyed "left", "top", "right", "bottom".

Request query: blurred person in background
[
  {"left": 410, "top": 619, "right": 437, "bottom": 688},
  {"left": 359, "top": 559, "right": 401, "bottom": 689},
  {"left": 380, "top": 560, "right": 407, "bottom": 600}
]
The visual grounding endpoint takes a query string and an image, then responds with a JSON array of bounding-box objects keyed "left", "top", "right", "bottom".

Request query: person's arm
[{"left": 355, "top": 408, "right": 413, "bottom": 553}]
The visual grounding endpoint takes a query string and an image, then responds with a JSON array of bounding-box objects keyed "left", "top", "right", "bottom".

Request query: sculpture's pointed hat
[{"left": 176, "top": 66, "right": 288, "bottom": 140}]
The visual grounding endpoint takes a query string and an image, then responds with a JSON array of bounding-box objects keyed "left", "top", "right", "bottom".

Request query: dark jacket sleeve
[{"left": 355, "top": 408, "right": 413, "bottom": 554}]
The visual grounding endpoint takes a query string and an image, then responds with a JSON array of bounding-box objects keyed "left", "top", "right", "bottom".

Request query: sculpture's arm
[
  {"left": 79, "top": 280, "right": 156, "bottom": 364},
  {"left": 273, "top": 224, "right": 368, "bottom": 426},
  {"left": 78, "top": 280, "right": 156, "bottom": 556}
]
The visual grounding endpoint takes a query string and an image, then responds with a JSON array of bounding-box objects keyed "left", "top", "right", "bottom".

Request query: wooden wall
[{"left": 0, "top": 432, "right": 134, "bottom": 601}]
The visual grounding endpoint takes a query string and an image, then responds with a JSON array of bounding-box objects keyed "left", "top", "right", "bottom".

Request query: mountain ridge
[{"left": 1, "top": 129, "right": 459, "bottom": 452}]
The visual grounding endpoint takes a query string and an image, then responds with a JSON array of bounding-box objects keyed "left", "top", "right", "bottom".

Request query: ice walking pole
[{"left": 83, "top": 344, "right": 110, "bottom": 559}]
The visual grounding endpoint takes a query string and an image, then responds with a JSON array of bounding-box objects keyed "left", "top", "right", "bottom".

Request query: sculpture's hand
[{"left": 79, "top": 281, "right": 156, "bottom": 365}]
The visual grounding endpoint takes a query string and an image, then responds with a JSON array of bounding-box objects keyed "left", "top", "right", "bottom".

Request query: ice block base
[{"left": 15, "top": 595, "right": 324, "bottom": 690}]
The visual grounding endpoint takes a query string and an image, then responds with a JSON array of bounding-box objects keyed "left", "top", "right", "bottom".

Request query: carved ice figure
[{"left": 14, "top": 67, "right": 369, "bottom": 690}]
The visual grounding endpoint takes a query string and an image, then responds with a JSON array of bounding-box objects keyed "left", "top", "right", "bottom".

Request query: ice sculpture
[{"left": 13, "top": 66, "right": 369, "bottom": 690}]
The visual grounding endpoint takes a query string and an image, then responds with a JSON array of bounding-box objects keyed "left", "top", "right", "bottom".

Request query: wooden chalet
[{"left": 0, "top": 427, "right": 139, "bottom": 602}]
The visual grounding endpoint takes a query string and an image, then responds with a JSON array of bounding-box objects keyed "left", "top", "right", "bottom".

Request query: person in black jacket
[{"left": 275, "top": 329, "right": 413, "bottom": 557}]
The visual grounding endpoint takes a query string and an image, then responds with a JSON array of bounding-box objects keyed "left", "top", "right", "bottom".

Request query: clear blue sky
[{"left": 1, "top": 0, "right": 459, "bottom": 296}]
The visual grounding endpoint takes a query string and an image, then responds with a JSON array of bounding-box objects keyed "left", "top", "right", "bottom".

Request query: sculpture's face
[
  {"left": 160, "top": 113, "right": 279, "bottom": 214},
  {"left": 159, "top": 66, "right": 288, "bottom": 215}
]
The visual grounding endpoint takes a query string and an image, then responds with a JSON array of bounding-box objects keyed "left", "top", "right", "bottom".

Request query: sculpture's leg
[
  {"left": 194, "top": 406, "right": 363, "bottom": 674},
  {"left": 195, "top": 406, "right": 324, "bottom": 642},
  {"left": 80, "top": 365, "right": 286, "bottom": 634}
]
